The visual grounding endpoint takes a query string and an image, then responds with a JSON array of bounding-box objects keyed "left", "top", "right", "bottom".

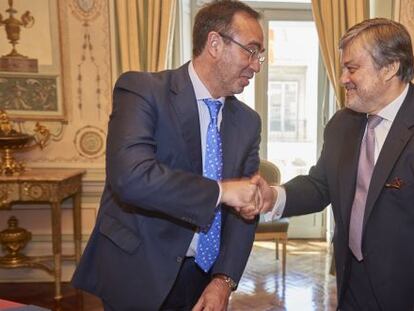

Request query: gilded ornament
[
  {"left": 0, "top": 110, "right": 50, "bottom": 175},
  {"left": 0, "top": 216, "right": 32, "bottom": 265}
]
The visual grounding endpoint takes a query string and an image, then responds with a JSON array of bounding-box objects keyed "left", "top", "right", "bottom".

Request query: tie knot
[
  {"left": 367, "top": 114, "right": 382, "bottom": 129},
  {"left": 203, "top": 99, "right": 222, "bottom": 120}
]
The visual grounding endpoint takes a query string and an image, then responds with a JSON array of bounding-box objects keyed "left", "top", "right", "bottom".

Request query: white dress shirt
[
  {"left": 186, "top": 61, "right": 225, "bottom": 256},
  {"left": 265, "top": 83, "right": 409, "bottom": 221}
]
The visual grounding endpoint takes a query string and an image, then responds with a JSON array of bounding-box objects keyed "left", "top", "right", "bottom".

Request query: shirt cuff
[
  {"left": 263, "top": 185, "right": 286, "bottom": 221},
  {"left": 216, "top": 181, "right": 222, "bottom": 206}
]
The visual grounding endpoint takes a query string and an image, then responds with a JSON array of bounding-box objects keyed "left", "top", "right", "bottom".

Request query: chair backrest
[{"left": 259, "top": 159, "right": 281, "bottom": 186}]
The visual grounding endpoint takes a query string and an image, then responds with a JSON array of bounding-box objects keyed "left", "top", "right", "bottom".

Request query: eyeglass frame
[{"left": 218, "top": 32, "right": 266, "bottom": 65}]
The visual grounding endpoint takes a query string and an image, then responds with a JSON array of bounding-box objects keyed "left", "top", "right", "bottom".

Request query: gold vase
[{"left": 0, "top": 216, "right": 32, "bottom": 265}]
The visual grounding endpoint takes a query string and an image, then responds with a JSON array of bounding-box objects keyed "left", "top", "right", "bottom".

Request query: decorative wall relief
[
  {"left": 73, "top": 125, "right": 105, "bottom": 159},
  {"left": 22, "top": 0, "right": 111, "bottom": 164},
  {"left": 69, "top": 0, "right": 101, "bottom": 21},
  {"left": 68, "top": 0, "right": 104, "bottom": 120}
]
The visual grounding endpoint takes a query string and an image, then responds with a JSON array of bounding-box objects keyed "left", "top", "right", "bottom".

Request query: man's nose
[
  {"left": 340, "top": 71, "right": 349, "bottom": 86},
  {"left": 249, "top": 59, "right": 261, "bottom": 73}
]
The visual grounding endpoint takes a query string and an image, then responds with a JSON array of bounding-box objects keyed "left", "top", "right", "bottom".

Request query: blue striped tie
[{"left": 195, "top": 98, "right": 223, "bottom": 272}]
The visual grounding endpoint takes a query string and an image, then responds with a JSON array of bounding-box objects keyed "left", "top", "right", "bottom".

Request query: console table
[{"left": 0, "top": 168, "right": 86, "bottom": 300}]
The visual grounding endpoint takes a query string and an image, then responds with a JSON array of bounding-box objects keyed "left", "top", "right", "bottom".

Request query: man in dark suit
[
  {"left": 72, "top": 1, "right": 265, "bottom": 310},
  {"left": 255, "top": 18, "right": 414, "bottom": 310}
]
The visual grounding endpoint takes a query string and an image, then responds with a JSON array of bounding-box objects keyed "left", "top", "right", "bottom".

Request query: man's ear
[
  {"left": 383, "top": 61, "right": 400, "bottom": 81},
  {"left": 206, "top": 32, "right": 222, "bottom": 57}
]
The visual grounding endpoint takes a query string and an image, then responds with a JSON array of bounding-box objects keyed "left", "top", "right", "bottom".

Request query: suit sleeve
[{"left": 106, "top": 72, "right": 217, "bottom": 228}]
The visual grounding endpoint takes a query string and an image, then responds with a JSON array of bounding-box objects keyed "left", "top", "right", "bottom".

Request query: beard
[
  {"left": 344, "top": 79, "right": 384, "bottom": 114},
  {"left": 344, "top": 90, "right": 365, "bottom": 113},
  {"left": 213, "top": 54, "right": 249, "bottom": 96}
]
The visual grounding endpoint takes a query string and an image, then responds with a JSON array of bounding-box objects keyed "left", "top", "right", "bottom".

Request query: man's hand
[
  {"left": 256, "top": 175, "right": 278, "bottom": 213},
  {"left": 238, "top": 175, "right": 277, "bottom": 219},
  {"left": 220, "top": 179, "right": 258, "bottom": 220},
  {"left": 192, "top": 277, "right": 231, "bottom": 311}
]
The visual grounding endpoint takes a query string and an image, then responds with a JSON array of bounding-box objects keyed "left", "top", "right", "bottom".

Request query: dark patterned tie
[
  {"left": 349, "top": 114, "right": 382, "bottom": 260},
  {"left": 195, "top": 98, "right": 223, "bottom": 272}
]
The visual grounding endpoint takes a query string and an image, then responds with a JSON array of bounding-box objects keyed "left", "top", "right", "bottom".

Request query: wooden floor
[{"left": 0, "top": 240, "right": 337, "bottom": 311}]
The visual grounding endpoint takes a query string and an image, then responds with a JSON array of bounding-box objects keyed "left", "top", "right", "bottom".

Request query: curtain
[
  {"left": 115, "top": 0, "right": 177, "bottom": 73},
  {"left": 312, "top": 0, "right": 369, "bottom": 108}
]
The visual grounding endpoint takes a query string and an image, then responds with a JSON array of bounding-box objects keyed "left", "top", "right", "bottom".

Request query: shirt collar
[
  {"left": 375, "top": 83, "right": 409, "bottom": 122},
  {"left": 188, "top": 61, "right": 225, "bottom": 104}
]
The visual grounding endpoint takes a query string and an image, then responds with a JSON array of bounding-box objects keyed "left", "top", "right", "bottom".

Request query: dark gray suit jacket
[
  {"left": 71, "top": 62, "right": 261, "bottom": 310},
  {"left": 283, "top": 84, "right": 414, "bottom": 310}
]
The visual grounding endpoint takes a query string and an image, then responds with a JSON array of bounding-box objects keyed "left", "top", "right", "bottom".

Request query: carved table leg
[
  {"left": 50, "top": 201, "right": 62, "bottom": 300},
  {"left": 73, "top": 190, "right": 82, "bottom": 264}
]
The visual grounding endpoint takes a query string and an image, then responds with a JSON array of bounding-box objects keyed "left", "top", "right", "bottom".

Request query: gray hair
[{"left": 339, "top": 18, "right": 414, "bottom": 82}]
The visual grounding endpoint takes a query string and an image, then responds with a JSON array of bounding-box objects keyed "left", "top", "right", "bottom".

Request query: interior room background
[{"left": 0, "top": 0, "right": 410, "bottom": 283}]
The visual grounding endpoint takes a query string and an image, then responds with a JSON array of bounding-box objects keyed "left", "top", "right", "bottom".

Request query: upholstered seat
[{"left": 255, "top": 159, "right": 289, "bottom": 275}]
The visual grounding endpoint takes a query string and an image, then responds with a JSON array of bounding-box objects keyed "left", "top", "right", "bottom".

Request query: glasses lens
[
  {"left": 258, "top": 55, "right": 266, "bottom": 64},
  {"left": 249, "top": 50, "right": 265, "bottom": 65}
]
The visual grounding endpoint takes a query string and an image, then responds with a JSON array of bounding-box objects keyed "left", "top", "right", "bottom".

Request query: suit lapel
[
  {"left": 221, "top": 97, "right": 239, "bottom": 179},
  {"left": 169, "top": 65, "right": 243, "bottom": 178},
  {"left": 338, "top": 112, "right": 367, "bottom": 230},
  {"left": 169, "top": 63, "right": 203, "bottom": 174},
  {"left": 363, "top": 84, "right": 414, "bottom": 228}
]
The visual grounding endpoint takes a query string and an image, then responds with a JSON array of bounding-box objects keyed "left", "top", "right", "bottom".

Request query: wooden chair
[{"left": 255, "top": 159, "right": 289, "bottom": 275}]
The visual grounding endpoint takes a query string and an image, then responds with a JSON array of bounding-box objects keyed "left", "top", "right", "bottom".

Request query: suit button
[
  {"left": 181, "top": 217, "right": 192, "bottom": 223},
  {"left": 176, "top": 256, "right": 183, "bottom": 263}
]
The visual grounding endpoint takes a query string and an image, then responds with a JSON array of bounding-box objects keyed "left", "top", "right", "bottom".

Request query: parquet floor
[
  {"left": 230, "top": 240, "right": 337, "bottom": 311},
  {"left": 0, "top": 240, "right": 337, "bottom": 311}
]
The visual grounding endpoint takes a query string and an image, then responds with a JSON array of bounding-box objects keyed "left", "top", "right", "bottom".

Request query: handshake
[{"left": 220, "top": 175, "right": 277, "bottom": 220}]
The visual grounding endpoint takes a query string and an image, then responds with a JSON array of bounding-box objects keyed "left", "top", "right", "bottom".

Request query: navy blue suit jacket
[
  {"left": 72, "top": 63, "right": 261, "bottom": 310},
  {"left": 283, "top": 83, "right": 414, "bottom": 310}
]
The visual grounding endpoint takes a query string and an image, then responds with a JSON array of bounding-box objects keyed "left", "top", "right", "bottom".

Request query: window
[
  {"left": 255, "top": 5, "right": 327, "bottom": 239},
  {"left": 266, "top": 20, "right": 319, "bottom": 181},
  {"left": 191, "top": 1, "right": 327, "bottom": 238}
]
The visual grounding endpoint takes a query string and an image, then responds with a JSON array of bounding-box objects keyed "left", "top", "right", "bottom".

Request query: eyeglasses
[{"left": 219, "top": 32, "right": 266, "bottom": 65}]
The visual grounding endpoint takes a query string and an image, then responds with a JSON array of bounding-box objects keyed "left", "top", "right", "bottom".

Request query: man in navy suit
[
  {"left": 72, "top": 1, "right": 265, "bottom": 310},
  {"left": 255, "top": 18, "right": 414, "bottom": 310}
]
